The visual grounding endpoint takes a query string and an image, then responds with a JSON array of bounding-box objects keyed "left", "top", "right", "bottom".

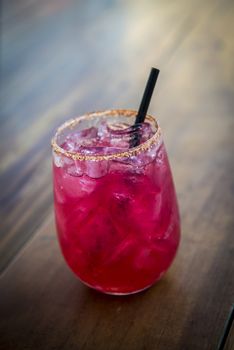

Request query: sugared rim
[{"left": 51, "top": 109, "right": 162, "bottom": 161}]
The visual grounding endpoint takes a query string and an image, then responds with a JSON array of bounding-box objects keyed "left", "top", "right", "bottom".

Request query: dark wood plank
[
  {"left": 224, "top": 323, "right": 234, "bottom": 350},
  {"left": 222, "top": 307, "right": 234, "bottom": 350},
  {"left": 0, "top": 0, "right": 234, "bottom": 349}
]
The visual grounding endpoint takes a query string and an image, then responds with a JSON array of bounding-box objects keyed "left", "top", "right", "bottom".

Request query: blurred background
[{"left": 0, "top": 0, "right": 234, "bottom": 271}]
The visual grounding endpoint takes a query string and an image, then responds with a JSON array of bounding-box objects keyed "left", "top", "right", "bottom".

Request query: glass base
[
  {"left": 98, "top": 284, "right": 154, "bottom": 296},
  {"left": 79, "top": 271, "right": 165, "bottom": 296}
]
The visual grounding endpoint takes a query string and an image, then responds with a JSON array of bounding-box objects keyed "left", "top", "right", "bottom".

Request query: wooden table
[{"left": 1, "top": 0, "right": 234, "bottom": 349}]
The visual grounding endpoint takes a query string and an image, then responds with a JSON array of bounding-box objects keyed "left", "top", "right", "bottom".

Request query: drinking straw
[
  {"left": 135, "top": 67, "right": 160, "bottom": 124},
  {"left": 131, "top": 67, "right": 160, "bottom": 147}
]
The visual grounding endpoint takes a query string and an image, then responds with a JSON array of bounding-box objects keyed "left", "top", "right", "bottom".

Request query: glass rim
[{"left": 51, "top": 109, "right": 162, "bottom": 161}]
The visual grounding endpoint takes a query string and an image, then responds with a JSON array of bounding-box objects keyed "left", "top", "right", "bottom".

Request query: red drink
[{"left": 52, "top": 110, "right": 180, "bottom": 294}]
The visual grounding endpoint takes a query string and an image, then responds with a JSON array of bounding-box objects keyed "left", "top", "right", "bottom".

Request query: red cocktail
[{"left": 52, "top": 110, "right": 180, "bottom": 294}]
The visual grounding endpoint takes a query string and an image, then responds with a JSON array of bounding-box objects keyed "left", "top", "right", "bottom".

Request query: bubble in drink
[{"left": 53, "top": 118, "right": 180, "bottom": 294}]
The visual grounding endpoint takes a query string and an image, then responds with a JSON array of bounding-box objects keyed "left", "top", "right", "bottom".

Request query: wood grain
[{"left": 0, "top": 0, "right": 234, "bottom": 349}]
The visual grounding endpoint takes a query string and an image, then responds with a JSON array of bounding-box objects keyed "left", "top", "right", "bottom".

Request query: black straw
[
  {"left": 131, "top": 67, "right": 160, "bottom": 147},
  {"left": 135, "top": 67, "right": 160, "bottom": 125}
]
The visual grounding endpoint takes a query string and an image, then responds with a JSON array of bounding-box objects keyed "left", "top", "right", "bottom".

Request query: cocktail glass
[{"left": 52, "top": 109, "right": 180, "bottom": 295}]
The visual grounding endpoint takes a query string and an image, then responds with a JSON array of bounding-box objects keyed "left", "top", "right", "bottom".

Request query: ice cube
[
  {"left": 109, "top": 138, "right": 129, "bottom": 149},
  {"left": 145, "top": 143, "right": 159, "bottom": 162},
  {"left": 106, "top": 236, "right": 136, "bottom": 264},
  {"left": 80, "top": 126, "right": 98, "bottom": 139},
  {"left": 155, "top": 143, "right": 166, "bottom": 166},
  {"left": 113, "top": 155, "right": 146, "bottom": 175},
  {"left": 54, "top": 179, "right": 66, "bottom": 204},
  {"left": 161, "top": 221, "right": 175, "bottom": 240},
  {"left": 97, "top": 121, "right": 109, "bottom": 140},
  {"left": 66, "top": 159, "right": 85, "bottom": 177},
  {"left": 80, "top": 146, "right": 106, "bottom": 155},
  {"left": 109, "top": 159, "right": 132, "bottom": 174},
  {"left": 140, "top": 122, "right": 154, "bottom": 142},
  {"left": 61, "top": 127, "right": 98, "bottom": 152},
  {"left": 85, "top": 159, "right": 109, "bottom": 178},
  {"left": 53, "top": 152, "right": 64, "bottom": 167},
  {"left": 60, "top": 171, "right": 96, "bottom": 199},
  {"left": 73, "top": 207, "right": 119, "bottom": 259},
  {"left": 77, "top": 175, "right": 97, "bottom": 195},
  {"left": 133, "top": 244, "right": 168, "bottom": 272}
]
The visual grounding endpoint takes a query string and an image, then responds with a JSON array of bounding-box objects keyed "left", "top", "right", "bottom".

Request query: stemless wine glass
[{"left": 51, "top": 110, "right": 180, "bottom": 295}]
